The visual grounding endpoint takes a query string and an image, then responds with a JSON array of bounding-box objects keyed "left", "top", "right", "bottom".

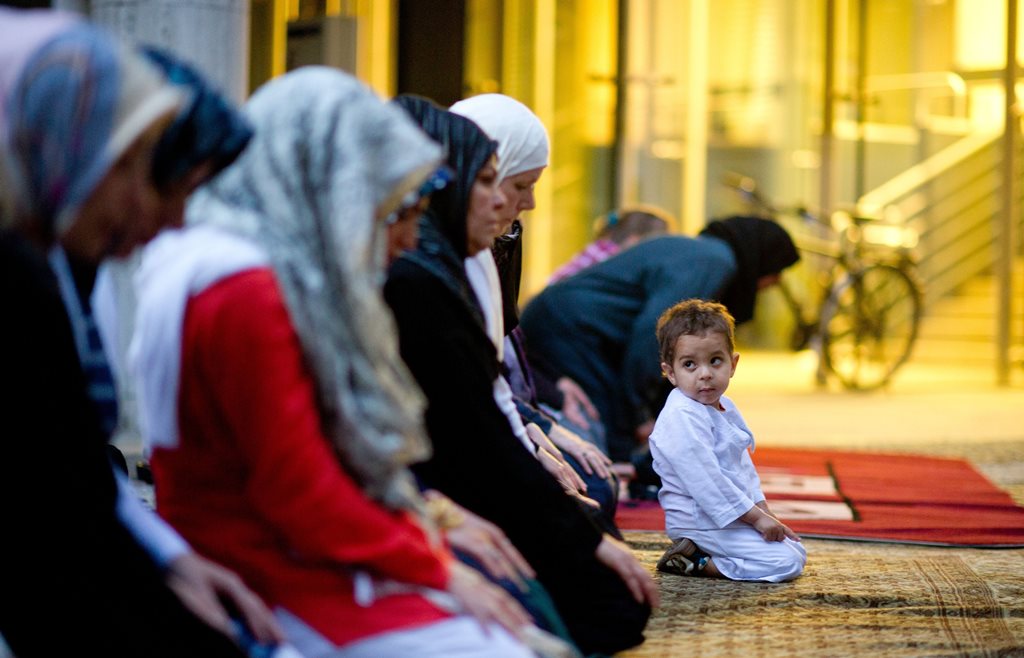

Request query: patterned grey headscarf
[{"left": 186, "top": 67, "right": 443, "bottom": 510}]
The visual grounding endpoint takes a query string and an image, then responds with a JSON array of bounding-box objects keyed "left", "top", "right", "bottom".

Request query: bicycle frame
[{"left": 722, "top": 173, "right": 922, "bottom": 390}]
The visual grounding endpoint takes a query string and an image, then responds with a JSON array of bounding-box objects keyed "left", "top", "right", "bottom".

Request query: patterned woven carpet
[{"left": 620, "top": 440, "right": 1024, "bottom": 657}]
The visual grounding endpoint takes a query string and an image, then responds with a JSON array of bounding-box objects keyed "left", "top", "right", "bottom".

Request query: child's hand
[
  {"left": 780, "top": 522, "right": 801, "bottom": 542},
  {"left": 753, "top": 514, "right": 801, "bottom": 542}
]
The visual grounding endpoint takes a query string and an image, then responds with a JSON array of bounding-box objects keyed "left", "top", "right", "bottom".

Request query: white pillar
[{"left": 88, "top": 0, "right": 249, "bottom": 104}]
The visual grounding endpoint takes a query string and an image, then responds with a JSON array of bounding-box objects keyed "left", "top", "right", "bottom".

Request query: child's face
[{"left": 661, "top": 331, "right": 739, "bottom": 408}]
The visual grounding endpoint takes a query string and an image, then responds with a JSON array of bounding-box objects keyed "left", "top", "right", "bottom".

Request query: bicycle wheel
[{"left": 819, "top": 263, "right": 922, "bottom": 390}]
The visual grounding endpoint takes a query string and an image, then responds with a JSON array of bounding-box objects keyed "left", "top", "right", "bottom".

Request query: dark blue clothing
[
  {"left": 453, "top": 550, "right": 576, "bottom": 648},
  {"left": 0, "top": 231, "right": 246, "bottom": 658},
  {"left": 520, "top": 235, "right": 736, "bottom": 461},
  {"left": 509, "top": 352, "right": 619, "bottom": 526}
]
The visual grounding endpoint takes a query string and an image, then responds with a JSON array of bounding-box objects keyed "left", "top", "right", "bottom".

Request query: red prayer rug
[{"left": 615, "top": 447, "right": 1024, "bottom": 547}]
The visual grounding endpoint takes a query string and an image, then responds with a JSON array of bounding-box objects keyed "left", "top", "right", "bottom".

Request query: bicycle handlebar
[
  {"left": 720, "top": 172, "right": 827, "bottom": 227},
  {"left": 720, "top": 172, "right": 894, "bottom": 230}
]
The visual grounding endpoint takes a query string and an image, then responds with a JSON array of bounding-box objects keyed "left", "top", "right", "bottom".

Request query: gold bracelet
[{"left": 424, "top": 494, "right": 465, "bottom": 530}]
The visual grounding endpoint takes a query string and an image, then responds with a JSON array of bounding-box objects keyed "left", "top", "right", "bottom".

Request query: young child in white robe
[{"left": 649, "top": 299, "right": 806, "bottom": 582}]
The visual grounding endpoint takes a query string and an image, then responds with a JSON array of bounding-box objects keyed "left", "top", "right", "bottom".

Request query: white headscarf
[
  {"left": 449, "top": 93, "right": 549, "bottom": 183},
  {"left": 136, "top": 67, "right": 442, "bottom": 511},
  {"left": 451, "top": 93, "right": 550, "bottom": 354}
]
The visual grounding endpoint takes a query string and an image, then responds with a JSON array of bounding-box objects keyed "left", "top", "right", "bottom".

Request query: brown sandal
[{"left": 656, "top": 538, "right": 710, "bottom": 576}]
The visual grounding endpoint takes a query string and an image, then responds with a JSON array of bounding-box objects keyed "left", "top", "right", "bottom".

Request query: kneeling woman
[
  {"left": 386, "top": 95, "right": 657, "bottom": 657},
  {"left": 134, "top": 68, "right": 534, "bottom": 657}
]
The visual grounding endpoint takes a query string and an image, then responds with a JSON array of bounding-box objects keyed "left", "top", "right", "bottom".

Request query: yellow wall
[
  {"left": 250, "top": 0, "right": 1022, "bottom": 310},
  {"left": 249, "top": 0, "right": 396, "bottom": 97}
]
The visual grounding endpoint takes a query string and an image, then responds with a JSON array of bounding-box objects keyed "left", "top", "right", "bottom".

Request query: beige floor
[
  {"left": 4, "top": 351, "right": 1018, "bottom": 658},
  {"left": 620, "top": 349, "right": 1024, "bottom": 658},
  {"left": 725, "top": 349, "right": 1024, "bottom": 451}
]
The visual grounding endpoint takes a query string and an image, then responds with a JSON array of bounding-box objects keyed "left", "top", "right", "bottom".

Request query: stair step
[
  {"left": 951, "top": 270, "right": 1024, "bottom": 296},
  {"left": 918, "top": 316, "right": 1001, "bottom": 339},
  {"left": 909, "top": 337, "right": 999, "bottom": 363},
  {"left": 923, "top": 306, "right": 1024, "bottom": 321},
  {"left": 897, "top": 261, "right": 1022, "bottom": 366},
  {"left": 948, "top": 291, "right": 1024, "bottom": 310},
  {"left": 921, "top": 286, "right": 1023, "bottom": 343}
]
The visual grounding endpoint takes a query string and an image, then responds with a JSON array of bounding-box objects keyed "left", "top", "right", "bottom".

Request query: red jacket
[{"left": 152, "top": 268, "right": 451, "bottom": 646}]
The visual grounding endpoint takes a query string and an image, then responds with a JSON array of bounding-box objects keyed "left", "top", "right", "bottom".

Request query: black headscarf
[
  {"left": 390, "top": 94, "right": 498, "bottom": 327},
  {"left": 142, "top": 47, "right": 254, "bottom": 190},
  {"left": 492, "top": 219, "right": 524, "bottom": 333},
  {"left": 699, "top": 215, "right": 799, "bottom": 324}
]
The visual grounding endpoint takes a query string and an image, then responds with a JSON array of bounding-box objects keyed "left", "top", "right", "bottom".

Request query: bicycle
[{"left": 723, "top": 174, "right": 923, "bottom": 391}]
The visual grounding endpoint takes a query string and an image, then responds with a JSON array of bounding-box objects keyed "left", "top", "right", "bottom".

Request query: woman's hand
[
  {"left": 432, "top": 491, "right": 535, "bottom": 590},
  {"left": 556, "top": 377, "right": 600, "bottom": 430},
  {"left": 546, "top": 423, "right": 612, "bottom": 479},
  {"left": 537, "top": 446, "right": 587, "bottom": 496},
  {"left": 595, "top": 535, "right": 660, "bottom": 607},
  {"left": 447, "top": 560, "right": 533, "bottom": 638},
  {"left": 165, "top": 551, "right": 284, "bottom": 646},
  {"left": 527, "top": 423, "right": 588, "bottom": 494}
]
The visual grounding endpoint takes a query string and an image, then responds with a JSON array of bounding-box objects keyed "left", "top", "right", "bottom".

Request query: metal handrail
[
  {"left": 857, "top": 130, "right": 1000, "bottom": 216},
  {"left": 865, "top": 71, "right": 968, "bottom": 122},
  {"left": 853, "top": 127, "right": 1023, "bottom": 313}
]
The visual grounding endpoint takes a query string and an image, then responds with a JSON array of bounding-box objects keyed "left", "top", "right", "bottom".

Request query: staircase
[
  {"left": 912, "top": 261, "right": 1024, "bottom": 365},
  {"left": 855, "top": 128, "right": 1024, "bottom": 374}
]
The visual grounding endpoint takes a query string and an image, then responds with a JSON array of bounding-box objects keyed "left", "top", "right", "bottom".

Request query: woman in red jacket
[{"left": 133, "top": 67, "right": 536, "bottom": 657}]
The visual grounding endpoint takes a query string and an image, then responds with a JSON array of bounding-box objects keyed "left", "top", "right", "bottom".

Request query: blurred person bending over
[
  {"left": 520, "top": 217, "right": 799, "bottom": 492},
  {"left": 547, "top": 205, "right": 671, "bottom": 285}
]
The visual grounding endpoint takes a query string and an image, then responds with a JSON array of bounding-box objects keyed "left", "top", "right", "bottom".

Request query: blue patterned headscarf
[
  {"left": 141, "top": 47, "right": 253, "bottom": 191},
  {"left": 0, "top": 9, "right": 183, "bottom": 235}
]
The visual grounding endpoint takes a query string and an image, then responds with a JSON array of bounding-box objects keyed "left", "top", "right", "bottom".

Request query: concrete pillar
[
  {"left": 53, "top": 0, "right": 90, "bottom": 13},
  {"left": 87, "top": 0, "right": 249, "bottom": 104}
]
